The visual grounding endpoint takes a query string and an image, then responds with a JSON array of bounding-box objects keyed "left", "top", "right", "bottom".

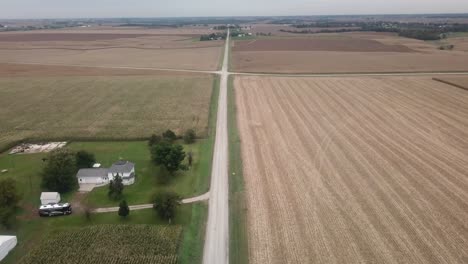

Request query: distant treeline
[
  {"left": 117, "top": 23, "right": 180, "bottom": 28},
  {"left": 284, "top": 21, "right": 468, "bottom": 41},
  {"left": 212, "top": 25, "right": 241, "bottom": 30},
  {"left": 200, "top": 33, "right": 226, "bottom": 41}
]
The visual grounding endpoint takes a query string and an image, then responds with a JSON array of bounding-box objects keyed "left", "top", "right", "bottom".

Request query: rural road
[
  {"left": 202, "top": 29, "right": 230, "bottom": 264},
  {"left": 8, "top": 62, "right": 468, "bottom": 78}
]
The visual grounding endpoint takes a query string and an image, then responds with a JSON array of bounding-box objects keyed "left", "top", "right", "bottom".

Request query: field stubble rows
[{"left": 235, "top": 76, "right": 468, "bottom": 264}]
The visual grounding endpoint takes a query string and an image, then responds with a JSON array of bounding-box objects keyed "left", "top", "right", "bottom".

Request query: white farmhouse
[
  {"left": 76, "top": 160, "right": 135, "bottom": 186},
  {"left": 108, "top": 160, "right": 135, "bottom": 185},
  {"left": 40, "top": 192, "right": 61, "bottom": 205}
]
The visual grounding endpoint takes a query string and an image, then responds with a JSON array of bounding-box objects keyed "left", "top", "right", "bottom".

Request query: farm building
[
  {"left": 76, "top": 168, "right": 109, "bottom": 185},
  {"left": 40, "top": 192, "right": 60, "bottom": 205},
  {"left": 0, "top": 236, "right": 17, "bottom": 261},
  {"left": 76, "top": 160, "right": 135, "bottom": 186}
]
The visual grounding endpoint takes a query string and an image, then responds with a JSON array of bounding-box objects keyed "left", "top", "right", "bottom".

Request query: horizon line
[{"left": 1, "top": 12, "right": 468, "bottom": 21}]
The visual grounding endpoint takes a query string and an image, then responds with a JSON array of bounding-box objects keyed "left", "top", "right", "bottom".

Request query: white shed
[
  {"left": 0, "top": 236, "right": 17, "bottom": 261},
  {"left": 40, "top": 192, "right": 61, "bottom": 205}
]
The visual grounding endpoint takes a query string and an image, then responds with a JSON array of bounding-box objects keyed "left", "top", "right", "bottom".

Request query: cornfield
[{"left": 18, "top": 225, "right": 182, "bottom": 264}]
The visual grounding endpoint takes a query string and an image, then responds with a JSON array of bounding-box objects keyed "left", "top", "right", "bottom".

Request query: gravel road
[{"left": 202, "top": 29, "right": 230, "bottom": 264}]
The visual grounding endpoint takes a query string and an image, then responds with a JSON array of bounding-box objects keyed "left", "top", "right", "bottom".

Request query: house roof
[
  {"left": 109, "top": 160, "right": 134, "bottom": 174},
  {"left": 40, "top": 192, "right": 59, "bottom": 199},
  {"left": 77, "top": 168, "right": 108, "bottom": 178}
]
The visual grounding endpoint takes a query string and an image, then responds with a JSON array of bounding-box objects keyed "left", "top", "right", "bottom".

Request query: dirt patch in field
[
  {"left": 0, "top": 33, "right": 152, "bottom": 42},
  {"left": 233, "top": 38, "right": 415, "bottom": 52},
  {"left": 235, "top": 76, "right": 468, "bottom": 264}
]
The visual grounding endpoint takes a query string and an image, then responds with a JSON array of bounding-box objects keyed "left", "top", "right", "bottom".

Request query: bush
[
  {"left": 162, "top": 130, "right": 177, "bottom": 142},
  {"left": 118, "top": 200, "right": 130, "bottom": 218},
  {"left": 183, "top": 129, "right": 196, "bottom": 144},
  {"left": 108, "top": 175, "right": 124, "bottom": 200},
  {"left": 148, "top": 134, "right": 162, "bottom": 147},
  {"left": 75, "top": 150, "right": 96, "bottom": 169}
]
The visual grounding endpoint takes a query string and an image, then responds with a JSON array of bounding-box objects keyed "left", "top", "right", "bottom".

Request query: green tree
[
  {"left": 0, "top": 207, "right": 15, "bottom": 229},
  {"left": 108, "top": 174, "right": 124, "bottom": 200},
  {"left": 183, "top": 129, "right": 196, "bottom": 144},
  {"left": 148, "top": 134, "right": 162, "bottom": 147},
  {"left": 41, "top": 149, "right": 78, "bottom": 193},
  {"left": 162, "top": 129, "right": 177, "bottom": 142},
  {"left": 75, "top": 150, "right": 96, "bottom": 169},
  {"left": 151, "top": 142, "right": 187, "bottom": 174},
  {"left": 118, "top": 200, "right": 130, "bottom": 218},
  {"left": 0, "top": 178, "right": 21, "bottom": 229},
  {"left": 0, "top": 178, "right": 21, "bottom": 208},
  {"left": 152, "top": 191, "right": 180, "bottom": 223}
]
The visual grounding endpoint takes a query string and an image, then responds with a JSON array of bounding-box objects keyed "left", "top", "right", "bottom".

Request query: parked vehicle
[{"left": 38, "top": 203, "right": 72, "bottom": 217}]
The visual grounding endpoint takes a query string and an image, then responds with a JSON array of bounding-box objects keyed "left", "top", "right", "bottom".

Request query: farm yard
[
  {"left": 0, "top": 139, "right": 213, "bottom": 264},
  {"left": 0, "top": 74, "right": 214, "bottom": 152},
  {"left": 234, "top": 76, "right": 468, "bottom": 264},
  {"left": 18, "top": 225, "right": 181, "bottom": 264},
  {"left": 0, "top": 29, "right": 223, "bottom": 70},
  {"left": 231, "top": 33, "right": 468, "bottom": 73}
]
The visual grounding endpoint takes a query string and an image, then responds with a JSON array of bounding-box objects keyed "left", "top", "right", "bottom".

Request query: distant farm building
[
  {"left": 77, "top": 160, "right": 135, "bottom": 186},
  {"left": 40, "top": 192, "right": 61, "bottom": 205},
  {"left": 0, "top": 236, "right": 17, "bottom": 261}
]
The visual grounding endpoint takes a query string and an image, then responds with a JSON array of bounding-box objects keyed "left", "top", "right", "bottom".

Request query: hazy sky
[{"left": 1, "top": 0, "right": 468, "bottom": 19}]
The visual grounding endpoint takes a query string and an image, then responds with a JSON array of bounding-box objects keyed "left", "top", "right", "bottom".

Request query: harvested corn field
[{"left": 235, "top": 76, "right": 468, "bottom": 264}]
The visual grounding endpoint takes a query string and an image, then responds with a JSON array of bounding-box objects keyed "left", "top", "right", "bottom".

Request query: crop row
[{"left": 18, "top": 225, "right": 182, "bottom": 264}]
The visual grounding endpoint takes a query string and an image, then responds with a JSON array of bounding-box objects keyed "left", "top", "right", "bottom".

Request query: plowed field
[
  {"left": 235, "top": 76, "right": 468, "bottom": 264},
  {"left": 233, "top": 38, "right": 414, "bottom": 52}
]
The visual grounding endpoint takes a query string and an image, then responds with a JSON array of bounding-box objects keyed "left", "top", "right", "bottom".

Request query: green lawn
[{"left": 70, "top": 140, "right": 210, "bottom": 207}]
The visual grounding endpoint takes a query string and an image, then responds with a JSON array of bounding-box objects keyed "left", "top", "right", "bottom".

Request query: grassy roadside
[
  {"left": 178, "top": 75, "right": 219, "bottom": 264},
  {"left": 227, "top": 76, "right": 249, "bottom": 264}
]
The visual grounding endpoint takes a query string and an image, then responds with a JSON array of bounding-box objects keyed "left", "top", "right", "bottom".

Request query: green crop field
[
  {"left": 17, "top": 225, "right": 182, "bottom": 264},
  {"left": 0, "top": 75, "right": 214, "bottom": 152}
]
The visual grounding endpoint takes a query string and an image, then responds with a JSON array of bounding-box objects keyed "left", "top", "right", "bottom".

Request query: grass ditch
[
  {"left": 178, "top": 75, "right": 219, "bottom": 264},
  {"left": 227, "top": 76, "right": 249, "bottom": 264}
]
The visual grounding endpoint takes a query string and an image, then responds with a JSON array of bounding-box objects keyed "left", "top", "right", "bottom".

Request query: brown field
[
  {"left": 241, "top": 23, "right": 360, "bottom": 37},
  {"left": 0, "top": 63, "right": 203, "bottom": 77},
  {"left": 232, "top": 38, "right": 414, "bottom": 52},
  {"left": 232, "top": 33, "right": 468, "bottom": 73},
  {"left": 0, "top": 33, "right": 153, "bottom": 42},
  {"left": 0, "top": 29, "right": 223, "bottom": 70},
  {"left": 235, "top": 76, "right": 468, "bottom": 264}
]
